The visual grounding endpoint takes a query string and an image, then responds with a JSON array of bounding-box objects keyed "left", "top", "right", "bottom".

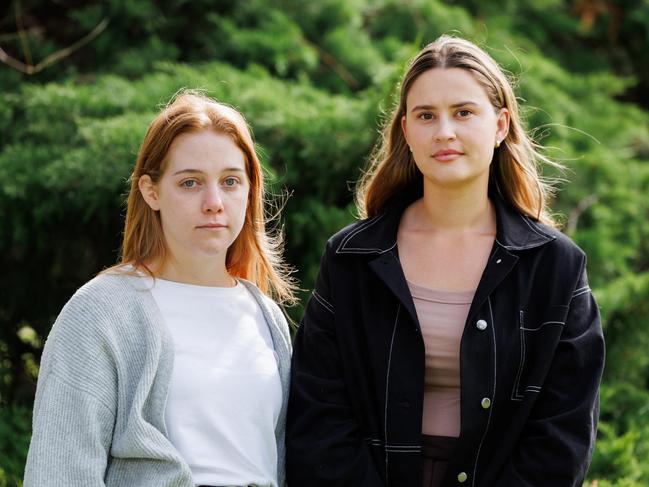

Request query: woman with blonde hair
[
  {"left": 25, "top": 91, "right": 295, "bottom": 487},
  {"left": 287, "top": 35, "right": 604, "bottom": 487}
]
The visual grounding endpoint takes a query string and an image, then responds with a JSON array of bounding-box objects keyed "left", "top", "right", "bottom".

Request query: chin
[
  {"left": 427, "top": 169, "right": 487, "bottom": 188},
  {"left": 203, "top": 246, "right": 230, "bottom": 257},
  {"left": 192, "top": 242, "right": 231, "bottom": 258},
  {"left": 425, "top": 174, "right": 470, "bottom": 187}
]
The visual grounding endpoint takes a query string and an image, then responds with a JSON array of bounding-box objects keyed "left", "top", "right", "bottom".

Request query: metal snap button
[
  {"left": 457, "top": 471, "right": 468, "bottom": 483},
  {"left": 481, "top": 397, "right": 491, "bottom": 409},
  {"left": 476, "top": 319, "right": 488, "bottom": 331}
]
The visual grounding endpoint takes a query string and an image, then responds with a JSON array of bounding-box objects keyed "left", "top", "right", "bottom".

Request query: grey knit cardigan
[{"left": 24, "top": 272, "right": 292, "bottom": 487}]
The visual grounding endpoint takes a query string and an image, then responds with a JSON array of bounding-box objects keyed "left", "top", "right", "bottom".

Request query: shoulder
[
  {"left": 60, "top": 272, "right": 143, "bottom": 321},
  {"left": 49, "top": 271, "right": 152, "bottom": 347},
  {"left": 73, "top": 270, "right": 138, "bottom": 299},
  {"left": 41, "top": 270, "right": 165, "bottom": 379},
  {"left": 535, "top": 220, "right": 586, "bottom": 260},
  {"left": 522, "top": 219, "right": 588, "bottom": 279},
  {"left": 37, "top": 272, "right": 161, "bottom": 411},
  {"left": 325, "top": 214, "right": 385, "bottom": 254},
  {"left": 239, "top": 279, "right": 292, "bottom": 348},
  {"left": 260, "top": 291, "right": 286, "bottom": 323},
  {"left": 240, "top": 280, "right": 288, "bottom": 324}
]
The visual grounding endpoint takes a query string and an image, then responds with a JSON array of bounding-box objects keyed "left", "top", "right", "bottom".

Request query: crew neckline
[{"left": 140, "top": 274, "right": 244, "bottom": 296}]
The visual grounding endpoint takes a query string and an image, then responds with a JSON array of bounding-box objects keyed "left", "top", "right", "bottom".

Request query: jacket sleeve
[
  {"left": 495, "top": 261, "right": 605, "bottom": 486},
  {"left": 24, "top": 293, "right": 116, "bottom": 486},
  {"left": 286, "top": 242, "right": 384, "bottom": 486}
]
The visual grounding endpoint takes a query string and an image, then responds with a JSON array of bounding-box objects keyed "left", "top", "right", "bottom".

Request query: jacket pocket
[{"left": 511, "top": 304, "right": 569, "bottom": 401}]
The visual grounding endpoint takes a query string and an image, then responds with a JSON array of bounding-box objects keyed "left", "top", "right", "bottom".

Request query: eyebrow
[
  {"left": 171, "top": 167, "right": 246, "bottom": 176},
  {"left": 410, "top": 101, "right": 479, "bottom": 112}
]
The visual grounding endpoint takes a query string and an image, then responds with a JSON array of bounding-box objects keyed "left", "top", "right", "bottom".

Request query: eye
[
  {"left": 223, "top": 177, "right": 240, "bottom": 188},
  {"left": 180, "top": 179, "right": 198, "bottom": 189},
  {"left": 418, "top": 112, "right": 434, "bottom": 121},
  {"left": 457, "top": 109, "right": 473, "bottom": 118}
]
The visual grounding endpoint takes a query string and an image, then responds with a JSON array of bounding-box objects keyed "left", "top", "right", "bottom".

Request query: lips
[
  {"left": 197, "top": 223, "right": 227, "bottom": 229},
  {"left": 432, "top": 149, "right": 463, "bottom": 162}
]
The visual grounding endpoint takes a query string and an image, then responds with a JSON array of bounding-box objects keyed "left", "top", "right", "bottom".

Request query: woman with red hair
[{"left": 25, "top": 91, "right": 295, "bottom": 487}]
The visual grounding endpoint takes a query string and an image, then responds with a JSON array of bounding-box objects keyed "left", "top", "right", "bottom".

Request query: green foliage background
[{"left": 1, "top": 1, "right": 649, "bottom": 485}]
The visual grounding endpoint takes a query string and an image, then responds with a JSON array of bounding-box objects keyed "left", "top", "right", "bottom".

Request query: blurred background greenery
[{"left": 1, "top": 0, "right": 648, "bottom": 485}]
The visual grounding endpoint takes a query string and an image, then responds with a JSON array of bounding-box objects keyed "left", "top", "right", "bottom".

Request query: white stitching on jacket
[
  {"left": 520, "top": 320, "right": 565, "bottom": 332},
  {"left": 571, "top": 287, "right": 591, "bottom": 299},
  {"left": 336, "top": 214, "right": 385, "bottom": 253},
  {"left": 384, "top": 304, "right": 401, "bottom": 484},
  {"left": 312, "top": 289, "right": 334, "bottom": 314},
  {"left": 364, "top": 438, "right": 420, "bottom": 452},
  {"left": 364, "top": 437, "right": 383, "bottom": 445},
  {"left": 512, "top": 312, "right": 565, "bottom": 399},
  {"left": 495, "top": 236, "right": 552, "bottom": 251},
  {"left": 511, "top": 310, "right": 526, "bottom": 402},
  {"left": 519, "top": 213, "right": 554, "bottom": 240},
  {"left": 340, "top": 241, "right": 397, "bottom": 254},
  {"left": 472, "top": 298, "right": 497, "bottom": 486}
]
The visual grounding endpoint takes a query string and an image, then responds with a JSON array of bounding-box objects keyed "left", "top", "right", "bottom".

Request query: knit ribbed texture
[{"left": 24, "top": 272, "right": 291, "bottom": 487}]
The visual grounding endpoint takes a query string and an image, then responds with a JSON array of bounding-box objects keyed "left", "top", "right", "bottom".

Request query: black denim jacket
[{"left": 287, "top": 195, "right": 605, "bottom": 487}]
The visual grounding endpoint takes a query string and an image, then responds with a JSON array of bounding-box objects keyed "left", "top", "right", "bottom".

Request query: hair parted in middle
[
  {"left": 113, "top": 90, "right": 296, "bottom": 304},
  {"left": 356, "top": 34, "right": 561, "bottom": 227}
]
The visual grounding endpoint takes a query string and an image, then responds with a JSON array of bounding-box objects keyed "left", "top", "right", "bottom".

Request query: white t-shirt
[{"left": 147, "top": 277, "right": 282, "bottom": 487}]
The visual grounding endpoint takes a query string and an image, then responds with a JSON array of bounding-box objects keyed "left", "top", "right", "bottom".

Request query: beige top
[{"left": 408, "top": 280, "right": 475, "bottom": 437}]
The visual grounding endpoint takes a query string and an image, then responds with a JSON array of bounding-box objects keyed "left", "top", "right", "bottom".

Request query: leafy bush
[
  {"left": 0, "top": 405, "right": 30, "bottom": 486},
  {"left": 1, "top": 0, "right": 648, "bottom": 483}
]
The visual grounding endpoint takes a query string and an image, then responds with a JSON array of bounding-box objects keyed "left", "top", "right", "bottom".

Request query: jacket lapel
[
  {"left": 368, "top": 251, "right": 420, "bottom": 329},
  {"left": 466, "top": 245, "right": 518, "bottom": 324},
  {"left": 337, "top": 202, "right": 421, "bottom": 328}
]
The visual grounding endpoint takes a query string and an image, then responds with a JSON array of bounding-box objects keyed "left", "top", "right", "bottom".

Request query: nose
[
  {"left": 202, "top": 184, "right": 224, "bottom": 213},
  {"left": 434, "top": 116, "right": 456, "bottom": 142}
]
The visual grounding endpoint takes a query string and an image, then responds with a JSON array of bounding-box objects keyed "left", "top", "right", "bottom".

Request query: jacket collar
[{"left": 335, "top": 193, "right": 555, "bottom": 255}]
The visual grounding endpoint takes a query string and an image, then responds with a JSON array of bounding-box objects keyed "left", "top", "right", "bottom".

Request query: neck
[
  {"left": 151, "top": 254, "right": 235, "bottom": 287},
  {"left": 417, "top": 179, "right": 494, "bottom": 232}
]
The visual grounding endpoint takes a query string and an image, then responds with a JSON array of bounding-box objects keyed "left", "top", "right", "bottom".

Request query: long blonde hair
[
  {"left": 110, "top": 90, "right": 296, "bottom": 304},
  {"left": 357, "top": 35, "right": 561, "bottom": 226}
]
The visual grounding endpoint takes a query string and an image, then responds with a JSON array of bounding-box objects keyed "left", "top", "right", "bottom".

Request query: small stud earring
[
  {"left": 409, "top": 146, "right": 413, "bottom": 152},
  {"left": 495, "top": 140, "right": 501, "bottom": 148}
]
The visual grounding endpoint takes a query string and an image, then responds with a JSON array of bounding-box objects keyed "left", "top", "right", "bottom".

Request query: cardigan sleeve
[
  {"left": 286, "top": 242, "right": 385, "bottom": 486},
  {"left": 494, "top": 262, "right": 605, "bottom": 486},
  {"left": 24, "top": 372, "right": 114, "bottom": 486},
  {"left": 24, "top": 288, "right": 118, "bottom": 486}
]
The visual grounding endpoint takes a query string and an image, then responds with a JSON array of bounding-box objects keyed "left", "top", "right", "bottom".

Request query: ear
[
  {"left": 496, "top": 108, "right": 510, "bottom": 144},
  {"left": 401, "top": 114, "right": 410, "bottom": 147},
  {"left": 138, "top": 174, "right": 161, "bottom": 211}
]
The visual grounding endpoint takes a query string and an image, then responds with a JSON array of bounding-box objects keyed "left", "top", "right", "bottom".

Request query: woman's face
[
  {"left": 401, "top": 67, "right": 509, "bottom": 191},
  {"left": 140, "top": 129, "right": 249, "bottom": 268}
]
